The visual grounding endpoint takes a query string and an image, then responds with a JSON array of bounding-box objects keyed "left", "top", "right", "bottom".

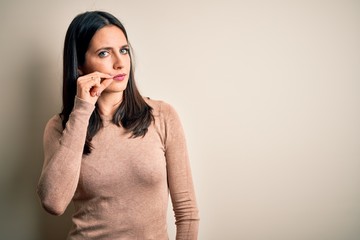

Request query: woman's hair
[{"left": 61, "top": 11, "right": 154, "bottom": 155}]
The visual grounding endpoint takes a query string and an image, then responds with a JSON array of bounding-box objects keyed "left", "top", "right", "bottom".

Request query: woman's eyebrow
[
  {"left": 95, "top": 47, "right": 112, "bottom": 53},
  {"left": 95, "top": 44, "right": 129, "bottom": 53}
]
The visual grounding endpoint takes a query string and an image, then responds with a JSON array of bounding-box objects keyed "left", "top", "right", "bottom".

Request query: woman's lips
[{"left": 113, "top": 74, "right": 126, "bottom": 81}]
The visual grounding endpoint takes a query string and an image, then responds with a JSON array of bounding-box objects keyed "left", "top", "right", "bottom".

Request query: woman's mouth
[{"left": 113, "top": 74, "right": 126, "bottom": 81}]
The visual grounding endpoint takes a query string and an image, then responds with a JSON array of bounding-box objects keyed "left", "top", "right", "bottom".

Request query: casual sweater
[{"left": 37, "top": 97, "right": 199, "bottom": 240}]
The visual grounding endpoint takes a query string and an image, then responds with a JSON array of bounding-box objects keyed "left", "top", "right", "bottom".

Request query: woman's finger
[
  {"left": 77, "top": 72, "right": 114, "bottom": 102},
  {"left": 100, "top": 78, "right": 113, "bottom": 88},
  {"left": 87, "top": 73, "right": 112, "bottom": 91},
  {"left": 96, "top": 72, "right": 113, "bottom": 79},
  {"left": 91, "top": 78, "right": 113, "bottom": 96}
]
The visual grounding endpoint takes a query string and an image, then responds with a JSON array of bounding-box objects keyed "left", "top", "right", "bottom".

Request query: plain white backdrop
[{"left": 0, "top": 0, "right": 360, "bottom": 239}]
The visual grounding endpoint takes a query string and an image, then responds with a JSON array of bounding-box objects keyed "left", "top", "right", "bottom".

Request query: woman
[{"left": 37, "top": 11, "right": 199, "bottom": 239}]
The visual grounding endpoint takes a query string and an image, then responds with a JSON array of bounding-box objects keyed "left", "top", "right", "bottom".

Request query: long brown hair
[{"left": 61, "top": 11, "right": 153, "bottom": 155}]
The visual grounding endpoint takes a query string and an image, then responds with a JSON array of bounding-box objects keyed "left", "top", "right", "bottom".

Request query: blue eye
[
  {"left": 120, "top": 48, "right": 129, "bottom": 55},
  {"left": 98, "top": 51, "right": 109, "bottom": 58}
]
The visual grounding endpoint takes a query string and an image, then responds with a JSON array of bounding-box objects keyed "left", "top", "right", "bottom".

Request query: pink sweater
[{"left": 37, "top": 97, "right": 199, "bottom": 239}]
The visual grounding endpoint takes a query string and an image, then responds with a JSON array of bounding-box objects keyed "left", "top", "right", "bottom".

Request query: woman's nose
[{"left": 113, "top": 54, "right": 124, "bottom": 69}]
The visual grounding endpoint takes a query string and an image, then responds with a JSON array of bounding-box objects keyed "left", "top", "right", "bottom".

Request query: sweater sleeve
[
  {"left": 37, "top": 97, "right": 95, "bottom": 215},
  {"left": 162, "top": 102, "right": 200, "bottom": 240}
]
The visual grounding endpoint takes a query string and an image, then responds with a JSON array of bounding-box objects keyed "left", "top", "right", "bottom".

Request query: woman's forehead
[{"left": 89, "top": 25, "right": 128, "bottom": 48}]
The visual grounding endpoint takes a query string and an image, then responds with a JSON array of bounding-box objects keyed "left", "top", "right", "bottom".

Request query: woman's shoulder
[
  {"left": 44, "top": 114, "right": 63, "bottom": 135},
  {"left": 143, "top": 97, "right": 177, "bottom": 118}
]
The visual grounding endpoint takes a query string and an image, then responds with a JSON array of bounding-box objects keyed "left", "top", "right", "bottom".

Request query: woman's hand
[{"left": 76, "top": 72, "right": 113, "bottom": 105}]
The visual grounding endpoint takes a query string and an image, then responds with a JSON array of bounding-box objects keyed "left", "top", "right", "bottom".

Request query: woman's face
[{"left": 79, "top": 25, "right": 131, "bottom": 94}]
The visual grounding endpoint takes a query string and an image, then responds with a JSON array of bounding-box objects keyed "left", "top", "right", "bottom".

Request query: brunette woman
[{"left": 37, "top": 11, "right": 199, "bottom": 239}]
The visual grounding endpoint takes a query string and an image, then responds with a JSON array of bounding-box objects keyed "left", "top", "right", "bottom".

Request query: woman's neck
[{"left": 96, "top": 92, "right": 123, "bottom": 117}]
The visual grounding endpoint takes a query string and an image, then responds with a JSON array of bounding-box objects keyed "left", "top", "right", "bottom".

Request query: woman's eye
[
  {"left": 98, "top": 51, "right": 109, "bottom": 58},
  {"left": 120, "top": 48, "right": 129, "bottom": 55}
]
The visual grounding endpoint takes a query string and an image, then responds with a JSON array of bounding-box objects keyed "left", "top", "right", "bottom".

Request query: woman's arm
[
  {"left": 37, "top": 72, "right": 112, "bottom": 215},
  {"left": 163, "top": 103, "right": 200, "bottom": 240},
  {"left": 37, "top": 97, "right": 94, "bottom": 215}
]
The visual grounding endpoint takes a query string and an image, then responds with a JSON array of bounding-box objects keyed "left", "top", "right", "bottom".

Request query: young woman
[{"left": 37, "top": 11, "right": 199, "bottom": 239}]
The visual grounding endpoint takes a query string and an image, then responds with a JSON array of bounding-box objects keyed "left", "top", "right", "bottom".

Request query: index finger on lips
[
  {"left": 93, "top": 79, "right": 113, "bottom": 96},
  {"left": 96, "top": 72, "right": 113, "bottom": 80}
]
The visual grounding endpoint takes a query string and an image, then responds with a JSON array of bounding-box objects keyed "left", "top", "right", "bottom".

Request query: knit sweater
[{"left": 37, "top": 97, "right": 199, "bottom": 240}]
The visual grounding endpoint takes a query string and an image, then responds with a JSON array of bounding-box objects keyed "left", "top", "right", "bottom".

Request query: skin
[{"left": 77, "top": 25, "right": 131, "bottom": 116}]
